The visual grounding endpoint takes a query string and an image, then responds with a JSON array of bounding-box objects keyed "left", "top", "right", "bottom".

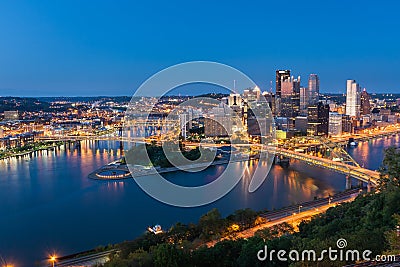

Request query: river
[{"left": 0, "top": 135, "right": 399, "bottom": 265}]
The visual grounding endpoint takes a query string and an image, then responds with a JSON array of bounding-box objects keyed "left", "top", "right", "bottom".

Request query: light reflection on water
[{"left": 0, "top": 135, "right": 398, "bottom": 265}]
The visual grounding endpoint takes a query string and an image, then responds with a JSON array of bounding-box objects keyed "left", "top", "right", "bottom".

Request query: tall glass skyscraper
[
  {"left": 360, "top": 88, "right": 371, "bottom": 115},
  {"left": 280, "top": 76, "right": 301, "bottom": 129},
  {"left": 308, "top": 74, "right": 320, "bottom": 105},
  {"left": 275, "top": 70, "right": 291, "bottom": 97},
  {"left": 346, "top": 79, "right": 361, "bottom": 117},
  {"left": 300, "top": 87, "right": 308, "bottom": 115}
]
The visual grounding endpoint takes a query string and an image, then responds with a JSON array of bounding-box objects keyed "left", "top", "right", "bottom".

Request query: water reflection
[{"left": 0, "top": 135, "right": 398, "bottom": 265}]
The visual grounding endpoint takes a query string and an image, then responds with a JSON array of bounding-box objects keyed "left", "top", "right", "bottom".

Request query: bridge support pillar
[
  {"left": 346, "top": 175, "right": 352, "bottom": 190},
  {"left": 119, "top": 141, "right": 124, "bottom": 154},
  {"left": 358, "top": 180, "right": 363, "bottom": 188}
]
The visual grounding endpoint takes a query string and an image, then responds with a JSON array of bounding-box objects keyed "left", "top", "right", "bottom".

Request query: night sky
[{"left": 0, "top": 0, "right": 399, "bottom": 96}]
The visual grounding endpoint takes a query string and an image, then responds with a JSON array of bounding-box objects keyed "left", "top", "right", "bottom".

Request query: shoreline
[
  {"left": 53, "top": 188, "right": 364, "bottom": 266},
  {"left": 88, "top": 131, "right": 400, "bottom": 181},
  {"left": 0, "top": 142, "right": 64, "bottom": 161},
  {"left": 87, "top": 157, "right": 253, "bottom": 180}
]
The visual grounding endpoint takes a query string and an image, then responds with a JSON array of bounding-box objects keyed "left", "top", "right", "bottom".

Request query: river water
[{"left": 0, "top": 135, "right": 399, "bottom": 265}]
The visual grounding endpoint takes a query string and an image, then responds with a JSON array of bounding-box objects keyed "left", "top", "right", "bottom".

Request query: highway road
[
  {"left": 41, "top": 249, "right": 117, "bottom": 267},
  {"left": 206, "top": 189, "right": 363, "bottom": 247}
]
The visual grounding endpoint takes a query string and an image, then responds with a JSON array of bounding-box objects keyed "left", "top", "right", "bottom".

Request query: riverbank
[
  {"left": 53, "top": 188, "right": 365, "bottom": 266},
  {"left": 0, "top": 141, "right": 64, "bottom": 160},
  {"left": 88, "top": 157, "right": 254, "bottom": 180}
]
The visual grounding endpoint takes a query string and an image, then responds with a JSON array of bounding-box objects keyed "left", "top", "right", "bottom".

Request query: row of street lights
[{"left": 292, "top": 197, "right": 336, "bottom": 224}]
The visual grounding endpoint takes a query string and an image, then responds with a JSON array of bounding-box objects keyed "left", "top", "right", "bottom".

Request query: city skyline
[{"left": 1, "top": 1, "right": 400, "bottom": 96}]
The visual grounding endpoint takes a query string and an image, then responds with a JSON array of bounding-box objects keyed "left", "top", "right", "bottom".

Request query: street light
[
  {"left": 298, "top": 205, "right": 303, "bottom": 214},
  {"left": 0, "top": 256, "right": 13, "bottom": 267},
  {"left": 49, "top": 255, "right": 56, "bottom": 267}
]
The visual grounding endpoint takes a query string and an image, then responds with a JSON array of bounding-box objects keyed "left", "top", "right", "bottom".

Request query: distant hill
[{"left": 0, "top": 97, "right": 51, "bottom": 113}]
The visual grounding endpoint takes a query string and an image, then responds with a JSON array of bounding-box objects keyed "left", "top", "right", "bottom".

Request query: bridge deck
[{"left": 275, "top": 148, "right": 379, "bottom": 185}]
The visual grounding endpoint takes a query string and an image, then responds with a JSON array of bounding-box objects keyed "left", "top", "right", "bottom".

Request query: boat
[
  {"left": 348, "top": 138, "right": 358, "bottom": 147},
  {"left": 148, "top": 224, "right": 163, "bottom": 234}
]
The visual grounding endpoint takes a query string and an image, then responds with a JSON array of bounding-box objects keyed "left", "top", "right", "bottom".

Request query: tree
[
  {"left": 151, "top": 244, "right": 181, "bottom": 267},
  {"left": 255, "top": 222, "right": 294, "bottom": 241},
  {"left": 378, "top": 147, "right": 400, "bottom": 190},
  {"left": 128, "top": 248, "right": 152, "bottom": 267},
  {"left": 226, "top": 208, "right": 257, "bottom": 229},
  {"left": 384, "top": 214, "right": 400, "bottom": 255},
  {"left": 198, "top": 208, "right": 224, "bottom": 240}
]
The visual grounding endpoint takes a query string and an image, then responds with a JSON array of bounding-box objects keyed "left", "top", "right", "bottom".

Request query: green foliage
[
  {"left": 152, "top": 244, "right": 178, "bottom": 267},
  {"left": 198, "top": 208, "right": 225, "bottom": 241},
  {"left": 124, "top": 144, "right": 217, "bottom": 168},
  {"left": 255, "top": 223, "right": 294, "bottom": 241},
  {"left": 378, "top": 147, "right": 400, "bottom": 190},
  {"left": 384, "top": 214, "right": 400, "bottom": 255},
  {"left": 226, "top": 208, "right": 258, "bottom": 229}
]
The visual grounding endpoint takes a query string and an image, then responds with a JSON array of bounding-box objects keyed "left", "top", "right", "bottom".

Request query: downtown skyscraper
[
  {"left": 346, "top": 79, "right": 361, "bottom": 117},
  {"left": 360, "top": 88, "right": 371, "bottom": 115},
  {"left": 308, "top": 74, "right": 320, "bottom": 105},
  {"left": 275, "top": 70, "right": 291, "bottom": 98},
  {"left": 280, "top": 75, "right": 300, "bottom": 129}
]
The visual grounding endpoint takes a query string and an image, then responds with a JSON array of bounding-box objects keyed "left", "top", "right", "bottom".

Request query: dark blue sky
[{"left": 0, "top": 0, "right": 399, "bottom": 96}]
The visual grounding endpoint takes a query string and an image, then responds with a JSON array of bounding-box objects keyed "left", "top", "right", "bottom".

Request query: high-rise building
[
  {"left": 342, "top": 115, "right": 353, "bottom": 133},
  {"left": 275, "top": 70, "right": 291, "bottom": 97},
  {"left": 307, "top": 102, "right": 329, "bottom": 136},
  {"left": 328, "top": 112, "right": 342, "bottom": 136},
  {"left": 243, "top": 86, "right": 261, "bottom": 102},
  {"left": 281, "top": 76, "right": 301, "bottom": 128},
  {"left": 308, "top": 74, "right": 320, "bottom": 105},
  {"left": 295, "top": 116, "right": 308, "bottom": 134},
  {"left": 300, "top": 87, "right": 309, "bottom": 115},
  {"left": 345, "top": 79, "right": 361, "bottom": 117},
  {"left": 246, "top": 100, "right": 272, "bottom": 137},
  {"left": 262, "top": 91, "right": 276, "bottom": 116},
  {"left": 204, "top": 106, "right": 233, "bottom": 137},
  {"left": 360, "top": 88, "right": 371, "bottom": 115},
  {"left": 318, "top": 103, "right": 329, "bottom": 136}
]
